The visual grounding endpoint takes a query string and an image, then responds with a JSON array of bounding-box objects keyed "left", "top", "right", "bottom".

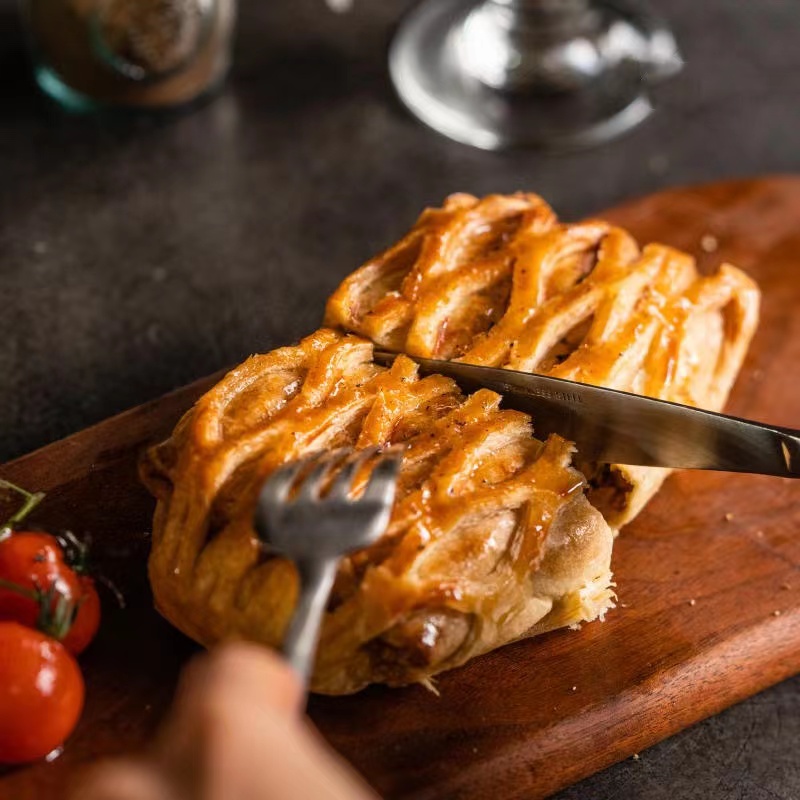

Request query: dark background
[{"left": 1, "top": 1, "right": 798, "bottom": 797}]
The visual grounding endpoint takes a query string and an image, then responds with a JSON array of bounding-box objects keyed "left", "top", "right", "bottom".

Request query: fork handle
[{"left": 281, "top": 557, "right": 340, "bottom": 692}]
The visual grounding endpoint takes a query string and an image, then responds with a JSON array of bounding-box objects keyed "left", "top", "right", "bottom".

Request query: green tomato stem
[
  {"left": 0, "top": 578, "right": 77, "bottom": 641},
  {"left": 0, "top": 479, "right": 45, "bottom": 538},
  {"left": 0, "top": 577, "right": 39, "bottom": 601}
]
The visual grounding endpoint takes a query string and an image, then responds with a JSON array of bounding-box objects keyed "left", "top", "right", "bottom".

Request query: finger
[
  {"left": 156, "top": 643, "right": 305, "bottom": 791},
  {"left": 176, "top": 642, "right": 303, "bottom": 721},
  {"left": 184, "top": 687, "right": 380, "bottom": 800},
  {"left": 70, "top": 759, "right": 176, "bottom": 800},
  {"left": 154, "top": 643, "right": 379, "bottom": 800}
]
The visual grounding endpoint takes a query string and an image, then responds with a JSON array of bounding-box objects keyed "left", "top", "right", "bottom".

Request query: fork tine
[
  {"left": 254, "top": 445, "right": 402, "bottom": 692},
  {"left": 361, "top": 451, "right": 403, "bottom": 505},
  {"left": 327, "top": 446, "right": 380, "bottom": 500},
  {"left": 260, "top": 457, "right": 310, "bottom": 507},
  {"left": 296, "top": 448, "right": 351, "bottom": 503}
]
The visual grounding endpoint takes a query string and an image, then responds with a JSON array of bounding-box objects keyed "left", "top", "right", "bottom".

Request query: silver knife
[{"left": 372, "top": 351, "right": 800, "bottom": 478}]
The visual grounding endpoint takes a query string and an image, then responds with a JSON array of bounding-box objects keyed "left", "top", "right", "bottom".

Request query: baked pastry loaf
[
  {"left": 143, "top": 330, "right": 615, "bottom": 694},
  {"left": 144, "top": 192, "right": 760, "bottom": 694},
  {"left": 325, "top": 193, "right": 761, "bottom": 527}
]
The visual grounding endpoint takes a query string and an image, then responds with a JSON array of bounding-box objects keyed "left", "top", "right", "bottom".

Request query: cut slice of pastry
[
  {"left": 325, "top": 193, "right": 761, "bottom": 528},
  {"left": 143, "top": 330, "right": 615, "bottom": 694}
]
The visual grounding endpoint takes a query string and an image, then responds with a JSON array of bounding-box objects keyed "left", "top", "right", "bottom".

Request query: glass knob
[{"left": 389, "top": 0, "right": 683, "bottom": 151}]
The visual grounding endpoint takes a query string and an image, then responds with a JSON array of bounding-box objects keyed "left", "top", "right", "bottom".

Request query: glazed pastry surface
[
  {"left": 144, "top": 193, "right": 760, "bottom": 693},
  {"left": 143, "top": 331, "right": 614, "bottom": 693},
  {"left": 325, "top": 193, "right": 761, "bottom": 526}
]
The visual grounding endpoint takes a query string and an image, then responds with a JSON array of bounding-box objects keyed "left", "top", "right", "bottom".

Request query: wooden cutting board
[{"left": 2, "top": 177, "right": 799, "bottom": 800}]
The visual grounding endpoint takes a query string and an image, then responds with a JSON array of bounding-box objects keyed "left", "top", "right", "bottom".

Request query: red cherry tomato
[
  {"left": 62, "top": 576, "right": 101, "bottom": 655},
  {"left": 0, "top": 532, "right": 101, "bottom": 654},
  {"left": 0, "top": 622, "right": 85, "bottom": 764},
  {"left": 0, "top": 532, "right": 81, "bottom": 630}
]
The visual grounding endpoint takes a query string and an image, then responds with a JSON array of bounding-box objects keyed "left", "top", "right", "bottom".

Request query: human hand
[{"left": 73, "top": 643, "right": 379, "bottom": 800}]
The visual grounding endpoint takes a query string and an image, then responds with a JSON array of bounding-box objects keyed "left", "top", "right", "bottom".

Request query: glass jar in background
[{"left": 21, "top": 0, "right": 236, "bottom": 111}]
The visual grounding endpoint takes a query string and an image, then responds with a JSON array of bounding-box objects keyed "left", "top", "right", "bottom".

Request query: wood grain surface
[{"left": 1, "top": 178, "right": 799, "bottom": 800}]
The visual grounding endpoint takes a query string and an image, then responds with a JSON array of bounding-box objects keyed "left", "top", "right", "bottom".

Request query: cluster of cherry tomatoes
[{"left": 0, "top": 480, "right": 101, "bottom": 765}]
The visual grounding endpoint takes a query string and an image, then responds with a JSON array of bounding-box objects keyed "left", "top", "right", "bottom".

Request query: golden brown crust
[
  {"left": 325, "top": 193, "right": 761, "bottom": 527},
  {"left": 144, "top": 191, "right": 760, "bottom": 694},
  {"left": 143, "top": 331, "right": 614, "bottom": 694}
]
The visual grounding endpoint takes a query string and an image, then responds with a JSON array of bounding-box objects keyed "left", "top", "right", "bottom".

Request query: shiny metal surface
[
  {"left": 389, "top": 0, "right": 682, "bottom": 151},
  {"left": 253, "top": 447, "right": 402, "bottom": 691},
  {"left": 373, "top": 351, "right": 800, "bottom": 477}
]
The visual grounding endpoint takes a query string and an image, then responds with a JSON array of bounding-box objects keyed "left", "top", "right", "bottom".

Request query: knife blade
[{"left": 372, "top": 351, "right": 800, "bottom": 477}]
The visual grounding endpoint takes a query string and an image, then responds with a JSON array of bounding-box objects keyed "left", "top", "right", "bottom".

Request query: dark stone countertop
[{"left": 1, "top": 0, "right": 798, "bottom": 797}]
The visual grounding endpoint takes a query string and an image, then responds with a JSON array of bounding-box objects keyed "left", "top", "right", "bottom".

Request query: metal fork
[{"left": 253, "top": 446, "right": 402, "bottom": 689}]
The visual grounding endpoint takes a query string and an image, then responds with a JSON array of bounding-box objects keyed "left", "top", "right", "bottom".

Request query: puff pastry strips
[
  {"left": 144, "top": 193, "right": 759, "bottom": 694},
  {"left": 325, "top": 193, "right": 760, "bottom": 527}
]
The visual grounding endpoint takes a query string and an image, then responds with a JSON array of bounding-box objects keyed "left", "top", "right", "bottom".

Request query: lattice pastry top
[
  {"left": 144, "top": 193, "right": 760, "bottom": 693},
  {"left": 143, "top": 330, "right": 614, "bottom": 694},
  {"left": 325, "top": 193, "right": 760, "bottom": 525}
]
